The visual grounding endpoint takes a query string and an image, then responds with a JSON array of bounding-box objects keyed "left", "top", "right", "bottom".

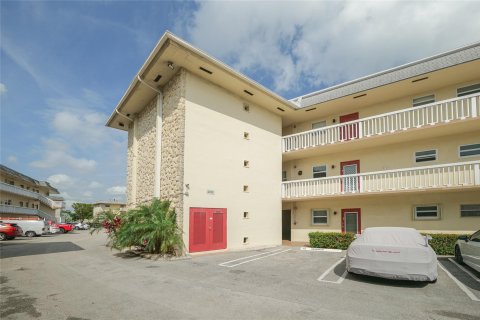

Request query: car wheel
[
  {"left": 25, "top": 231, "right": 36, "bottom": 238},
  {"left": 0, "top": 233, "right": 6, "bottom": 241},
  {"left": 59, "top": 228, "right": 65, "bottom": 233},
  {"left": 455, "top": 245, "right": 463, "bottom": 264}
]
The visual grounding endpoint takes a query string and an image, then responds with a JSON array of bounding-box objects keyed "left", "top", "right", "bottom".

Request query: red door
[
  {"left": 341, "top": 208, "right": 361, "bottom": 234},
  {"left": 339, "top": 112, "right": 359, "bottom": 140},
  {"left": 189, "top": 208, "right": 227, "bottom": 253},
  {"left": 341, "top": 160, "right": 360, "bottom": 193}
]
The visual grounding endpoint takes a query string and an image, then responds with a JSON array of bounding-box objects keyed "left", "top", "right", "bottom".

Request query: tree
[
  {"left": 60, "top": 210, "right": 75, "bottom": 222},
  {"left": 72, "top": 203, "right": 93, "bottom": 222}
]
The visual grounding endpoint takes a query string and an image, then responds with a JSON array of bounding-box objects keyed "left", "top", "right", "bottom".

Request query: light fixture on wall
[
  {"left": 331, "top": 165, "right": 335, "bottom": 169},
  {"left": 333, "top": 211, "right": 337, "bottom": 215},
  {"left": 167, "top": 61, "right": 175, "bottom": 70}
]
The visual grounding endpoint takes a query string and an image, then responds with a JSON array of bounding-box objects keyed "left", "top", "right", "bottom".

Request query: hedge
[
  {"left": 309, "top": 232, "right": 355, "bottom": 250},
  {"left": 309, "top": 231, "right": 460, "bottom": 255},
  {"left": 422, "top": 233, "right": 459, "bottom": 256}
]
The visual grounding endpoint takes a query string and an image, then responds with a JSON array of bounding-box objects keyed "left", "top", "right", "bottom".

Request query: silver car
[{"left": 455, "top": 230, "right": 480, "bottom": 272}]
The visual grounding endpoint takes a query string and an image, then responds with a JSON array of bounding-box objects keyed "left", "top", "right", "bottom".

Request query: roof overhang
[{"left": 107, "top": 31, "right": 298, "bottom": 131}]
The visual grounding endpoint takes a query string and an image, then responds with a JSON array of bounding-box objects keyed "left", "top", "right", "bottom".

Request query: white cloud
[
  {"left": 106, "top": 185, "right": 126, "bottom": 195},
  {"left": 83, "top": 191, "right": 93, "bottom": 197},
  {"left": 47, "top": 174, "right": 73, "bottom": 187},
  {"left": 88, "top": 181, "right": 102, "bottom": 188},
  {"left": 0, "top": 83, "right": 6, "bottom": 95},
  {"left": 7, "top": 155, "right": 17, "bottom": 163},
  {"left": 31, "top": 149, "right": 97, "bottom": 171},
  {"left": 183, "top": 1, "right": 480, "bottom": 96}
]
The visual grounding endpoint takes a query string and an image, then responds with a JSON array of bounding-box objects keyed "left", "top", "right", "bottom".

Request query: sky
[{"left": 1, "top": 0, "right": 479, "bottom": 209}]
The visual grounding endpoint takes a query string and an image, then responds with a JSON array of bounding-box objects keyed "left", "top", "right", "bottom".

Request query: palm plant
[{"left": 115, "top": 199, "right": 184, "bottom": 255}]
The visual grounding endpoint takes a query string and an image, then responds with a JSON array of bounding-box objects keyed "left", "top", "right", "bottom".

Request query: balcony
[
  {"left": 282, "top": 161, "right": 480, "bottom": 200},
  {"left": 283, "top": 94, "right": 480, "bottom": 158},
  {"left": 0, "top": 204, "right": 54, "bottom": 220},
  {"left": 0, "top": 182, "right": 61, "bottom": 209}
]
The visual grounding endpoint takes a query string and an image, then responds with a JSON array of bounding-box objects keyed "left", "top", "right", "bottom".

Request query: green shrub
[
  {"left": 91, "top": 199, "right": 184, "bottom": 256},
  {"left": 423, "top": 233, "right": 459, "bottom": 255},
  {"left": 309, "top": 231, "right": 460, "bottom": 255},
  {"left": 309, "top": 232, "right": 355, "bottom": 250},
  {"left": 115, "top": 199, "right": 183, "bottom": 255}
]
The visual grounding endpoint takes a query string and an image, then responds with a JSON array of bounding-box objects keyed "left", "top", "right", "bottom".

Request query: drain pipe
[{"left": 137, "top": 75, "right": 162, "bottom": 94}]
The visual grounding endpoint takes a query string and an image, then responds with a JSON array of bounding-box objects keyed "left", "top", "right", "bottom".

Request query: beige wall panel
[
  {"left": 289, "top": 190, "right": 480, "bottom": 242},
  {"left": 183, "top": 72, "right": 282, "bottom": 251}
]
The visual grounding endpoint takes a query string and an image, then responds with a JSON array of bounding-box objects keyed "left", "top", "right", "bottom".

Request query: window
[
  {"left": 243, "top": 160, "right": 250, "bottom": 168},
  {"left": 414, "top": 205, "right": 440, "bottom": 220},
  {"left": 415, "top": 150, "right": 437, "bottom": 163},
  {"left": 457, "top": 83, "right": 480, "bottom": 97},
  {"left": 243, "top": 132, "right": 250, "bottom": 139},
  {"left": 243, "top": 211, "right": 249, "bottom": 219},
  {"left": 9, "top": 180, "right": 14, "bottom": 185},
  {"left": 460, "top": 204, "right": 480, "bottom": 217},
  {"left": 459, "top": 143, "right": 480, "bottom": 157},
  {"left": 312, "top": 209, "right": 329, "bottom": 225},
  {"left": 312, "top": 120, "right": 326, "bottom": 130},
  {"left": 7, "top": 200, "right": 11, "bottom": 205},
  {"left": 412, "top": 95, "right": 435, "bottom": 107},
  {"left": 243, "top": 185, "right": 249, "bottom": 192},
  {"left": 313, "top": 165, "right": 327, "bottom": 178},
  {"left": 19, "top": 201, "right": 23, "bottom": 207}
]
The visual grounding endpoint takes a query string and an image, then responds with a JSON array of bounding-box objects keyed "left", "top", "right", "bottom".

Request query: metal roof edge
[{"left": 290, "top": 41, "right": 480, "bottom": 107}]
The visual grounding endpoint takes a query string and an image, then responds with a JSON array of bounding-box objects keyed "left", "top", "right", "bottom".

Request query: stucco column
[{"left": 154, "top": 92, "right": 163, "bottom": 198}]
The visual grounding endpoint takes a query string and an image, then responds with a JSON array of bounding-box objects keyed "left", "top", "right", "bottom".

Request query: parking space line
[
  {"left": 438, "top": 261, "right": 480, "bottom": 302},
  {"left": 447, "top": 258, "right": 480, "bottom": 283},
  {"left": 218, "top": 248, "right": 284, "bottom": 266},
  {"left": 317, "top": 257, "right": 346, "bottom": 284},
  {"left": 219, "top": 249, "right": 291, "bottom": 268}
]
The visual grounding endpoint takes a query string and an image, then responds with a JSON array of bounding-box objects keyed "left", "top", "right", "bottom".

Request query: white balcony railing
[
  {"left": 0, "top": 204, "right": 54, "bottom": 220},
  {"left": 283, "top": 93, "right": 480, "bottom": 153},
  {"left": 282, "top": 161, "right": 480, "bottom": 199},
  {"left": 0, "top": 182, "right": 60, "bottom": 209}
]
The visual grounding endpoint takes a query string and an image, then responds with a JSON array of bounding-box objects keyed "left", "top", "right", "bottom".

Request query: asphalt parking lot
[{"left": 1, "top": 232, "right": 479, "bottom": 320}]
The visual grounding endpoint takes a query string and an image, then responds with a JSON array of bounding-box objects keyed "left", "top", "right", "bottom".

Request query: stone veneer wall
[
  {"left": 135, "top": 98, "right": 157, "bottom": 204},
  {"left": 160, "top": 69, "right": 186, "bottom": 228},
  {"left": 126, "top": 124, "right": 135, "bottom": 207}
]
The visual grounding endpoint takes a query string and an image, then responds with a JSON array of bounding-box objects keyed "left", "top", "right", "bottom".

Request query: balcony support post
[
  {"left": 472, "top": 97, "right": 478, "bottom": 117},
  {"left": 475, "top": 164, "right": 480, "bottom": 185}
]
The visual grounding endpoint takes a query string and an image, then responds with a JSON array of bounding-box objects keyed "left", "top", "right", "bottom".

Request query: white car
[
  {"left": 346, "top": 227, "right": 437, "bottom": 282},
  {"left": 455, "top": 230, "right": 480, "bottom": 272},
  {"left": 48, "top": 225, "right": 61, "bottom": 234}
]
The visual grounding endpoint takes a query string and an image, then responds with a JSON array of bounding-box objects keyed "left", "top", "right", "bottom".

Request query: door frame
[
  {"left": 189, "top": 207, "right": 227, "bottom": 253},
  {"left": 341, "top": 208, "right": 361, "bottom": 234},
  {"left": 340, "top": 160, "right": 360, "bottom": 192},
  {"left": 339, "top": 112, "right": 359, "bottom": 140},
  {"left": 282, "top": 210, "right": 292, "bottom": 241}
]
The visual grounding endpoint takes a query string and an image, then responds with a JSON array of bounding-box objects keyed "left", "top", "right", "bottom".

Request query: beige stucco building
[
  {"left": 0, "top": 165, "right": 64, "bottom": 221},
  {"left": 93, "top": 200, "right": 126, "bottom": 217},
  {"left": 107, "top": 32, "right": 480, "bottom": 253}
]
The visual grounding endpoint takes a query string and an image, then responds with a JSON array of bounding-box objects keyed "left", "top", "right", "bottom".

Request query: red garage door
[{"left": 189, "top": 208, "right": 227, "bottom": 253}]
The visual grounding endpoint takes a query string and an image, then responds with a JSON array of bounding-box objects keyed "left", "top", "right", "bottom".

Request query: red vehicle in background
[
  {"left": 49, "top": 221, "right": 74, "bottom": 233},
  {"left": 0, "top": 222, "right": 23, "bottom": 241}
]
